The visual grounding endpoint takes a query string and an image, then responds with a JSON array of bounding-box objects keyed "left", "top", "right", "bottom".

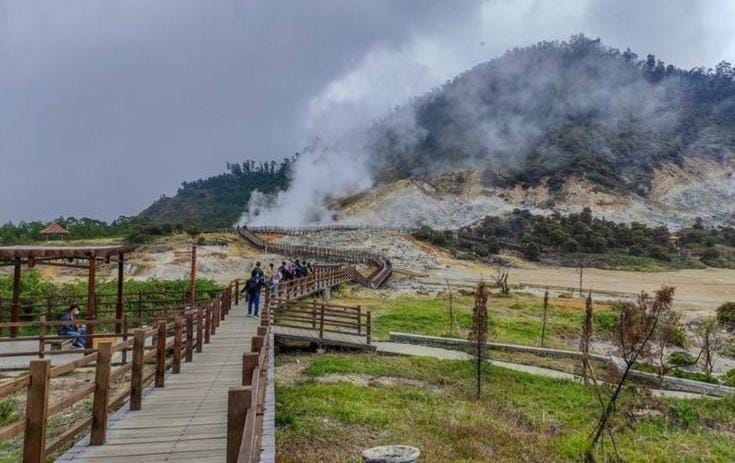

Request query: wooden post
[
  {"left": 115, "top": 253, "right": 124, "bottom": 335},
  {"left": 38, "top": 316, "right": 46, "bottom": 359},
  {"left": 11, "top": 259, "right": 21, "bottom": 338},
  {"left": 227, "top": 386, "right": 252, "bottom": 463},
  {"left": 311, "top": 299, "right": 317, "bottom": 329},
  {"left": 87, "top": 256, "right": 97, "bottom": 347},
  {"left": 155, "top": 321, "right": 166, "bottom": 388},
  {"left": 130, "top": 329, "right": 145, "bottom": 410},
  {"left": 173, "top": 317, "right": 182, "bottom": 374},
  {"left": 357, "top": 306, "right": 362, "bottom": 335},
  {"left": 121, "top": 315, "right": 128, "bottom": 365},
  {"left": 242, "top": 353, "right": 258, "bottom": 386},
  {"left": 319, "top": 304, "right": 325, "bottom": 340},
  {"left": 189, "top": 244, "right": 197, "bottom": 306},
  {"left": 220, "top": 297, "right": 225, "bottom": 321},
  {"left": 211, "top": 303, "right": 217, "bottom": 336},
  {"left": 251, "top": 335, "right": 264, "bottom": 353},
  {"left": 185, "top": 313, "right": 194, "bottom": 362},
  {"left": 23, "top": 359, "right": 50, "bottom": 463},
  {"left": 235, "top": 279, "right": 240, "bottom": 305},
  {"left": 90, "top": 342, "right": 113, "bottom": 445},
  {"left": 204, "top": 305, "right": 211, "bottom": 344},
  {"left": 196, "top": 306, "right": 203, "bottom": 353},
  {"left": 367, "top": 311, "right": 372, "bottom": 345}
]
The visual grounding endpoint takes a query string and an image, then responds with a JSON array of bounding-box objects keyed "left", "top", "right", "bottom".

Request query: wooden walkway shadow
[{"left": 58, "top": 304, "right": 263, "bottom": 462}]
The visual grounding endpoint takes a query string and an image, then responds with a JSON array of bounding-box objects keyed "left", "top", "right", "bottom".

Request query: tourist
[
  {"left": 57, "top": 304, "right": 86, "bottom": 348},
  {"left": 243, "top": 274, "right": 264, "bottom": 317},
  {"left": 251, "top": 261, "right": 264, "bottom": 278}
]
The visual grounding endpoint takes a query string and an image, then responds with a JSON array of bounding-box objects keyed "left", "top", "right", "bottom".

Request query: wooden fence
[
  {"left": 0, "top": 288, "right": 222, "bottom": 334},
  {"left": 0, "top": 283, "right": 235, "bottom": 463},
  {"left": 271, "top": 299, "right": 371, "bottom": 345},
  {"left": 227, "top": 265, "right": 358, "bottom": 463},
  {"left": 235, "top": 227, "right": 392, "bottom": 288}
]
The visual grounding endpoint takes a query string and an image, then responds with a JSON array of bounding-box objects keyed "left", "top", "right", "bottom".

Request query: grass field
[
  {"left": 330, "top": 289, "right": 617, "bottom": 349},
  {"left": 276, "top": 354, "right": 735, "bottom": 463}
]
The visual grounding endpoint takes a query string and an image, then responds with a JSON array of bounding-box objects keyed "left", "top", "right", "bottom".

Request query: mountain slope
[
  {"left": 368, "top": 35, "right": 735, "bottom": 196},
  {"left": 139, "top": 159, "right": 293, "bottom": 227}
]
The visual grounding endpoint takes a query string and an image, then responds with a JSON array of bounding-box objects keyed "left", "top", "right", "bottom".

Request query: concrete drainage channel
[{"left": 385, "top": 332, "right": 735, "bottom": 398}]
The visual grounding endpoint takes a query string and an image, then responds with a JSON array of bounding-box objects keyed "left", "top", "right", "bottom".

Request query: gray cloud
[{"left": 1, "top": 0, "right": 733, "bottom": 222}]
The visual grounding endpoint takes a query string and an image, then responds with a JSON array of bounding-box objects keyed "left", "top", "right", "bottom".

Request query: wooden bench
[{"left": 44, "top": 338, "right": 74, "bottom": 351}]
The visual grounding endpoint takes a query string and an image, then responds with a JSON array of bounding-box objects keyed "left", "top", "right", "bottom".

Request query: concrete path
[
  {"left": 375, "top": 342, "right": 707, "bottom": 399},
  {"left": 58, "top": 304, "right": 262, "bottom": 462}
]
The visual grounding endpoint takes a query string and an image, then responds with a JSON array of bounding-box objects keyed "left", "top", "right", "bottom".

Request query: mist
[{"left": 241, "top": 0, "right": 735, "bottom": 226}]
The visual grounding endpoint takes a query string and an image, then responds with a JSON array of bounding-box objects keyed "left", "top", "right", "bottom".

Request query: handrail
[
  {"left": 228, "top": 264, "right": 373, "bottom": 462},
  {"left": 0, "top": 280, "right": 237, "bottom": 463},
  {"left": 235, "top": 226, "right": 392, "bottom": 288}
]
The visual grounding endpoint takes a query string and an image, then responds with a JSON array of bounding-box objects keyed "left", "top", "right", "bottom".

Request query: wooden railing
[
  {"left": 235, "top": 227, "right": 392, "bottom": 288},
  {"left": 0, "top": 288, "right": 221, "bottom": 329},
  {"left": 227, "top": 265, "right": 357, "bottom": 463},
  {"left": 271, "top": 299, "right": 371, "bottom": 345},
  {"left": 0, "top": 283, "right": 236, "bottom": 463}
]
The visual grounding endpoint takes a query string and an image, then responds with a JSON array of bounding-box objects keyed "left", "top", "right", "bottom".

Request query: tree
[
  {"left": 539, "top": 290, "right": 549, "bottom": 347},
  {"left": 492, "top": 267, "right": 510, "bottom": 295},
  {"left": 717, "top": 302, "right": 735, "bottom": 328},
  {"left": 694, "top": 317, "right": 724, "bottom": 376},
  {"left": 654, "top": 310, "right": 684, "bottom": 384},
  {"left": 579, "top": 292, "right": 593, "bottom": 385},
  {"left": 586, "top": 286, "right": 675, "bottom": 462},
  {"left": 469, "top": 282, "right": 490, "bottom": 400}
]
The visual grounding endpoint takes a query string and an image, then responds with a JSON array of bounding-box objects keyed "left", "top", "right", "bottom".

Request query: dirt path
[{"left": 422, "top": 248, "right": 735, "bottom": 316}]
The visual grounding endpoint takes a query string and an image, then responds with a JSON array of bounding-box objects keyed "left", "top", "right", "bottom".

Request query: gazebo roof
[{"left": 40, "top": 222, "right": 70, "bottom": 235}]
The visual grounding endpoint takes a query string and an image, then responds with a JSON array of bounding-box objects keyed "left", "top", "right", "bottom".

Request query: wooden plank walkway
[
  {"left": 271, "top": 325, "right": 375, "bottom": 351},
  {"left": 58, "top": 304, "right": 266, "bottom": 462}
]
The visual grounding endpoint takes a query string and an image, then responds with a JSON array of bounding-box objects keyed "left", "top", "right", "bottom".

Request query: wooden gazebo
[
  {"left": 40, "top": 222, "right": 70, "bottom": 241},
  {"left": 0, "top": 245, "right": 136, "bottom": 338}
]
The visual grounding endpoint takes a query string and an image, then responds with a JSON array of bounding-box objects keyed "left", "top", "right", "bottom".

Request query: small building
[{"left": 40, "top": 222, "right": 70, "bottom": 241}]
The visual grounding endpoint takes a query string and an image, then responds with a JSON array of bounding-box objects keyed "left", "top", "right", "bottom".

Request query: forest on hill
[
  {"left": 369, "top": 35, "right": 735, "bottom": 195},
  {"left": 138, "top": 157, "right": 295, "bottom": 228},
  {"left": 414, "top": 209, "right": 735, "bottom": 270}
]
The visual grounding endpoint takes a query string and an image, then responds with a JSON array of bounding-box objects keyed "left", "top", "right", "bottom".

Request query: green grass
[
  {"left": 334, "top": 293, "right": 616, "bottom": 349},
  {"left": 276, "top": 354, "right": 735, "bottom": 463}
]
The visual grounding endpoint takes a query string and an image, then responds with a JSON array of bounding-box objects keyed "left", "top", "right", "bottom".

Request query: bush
[
  {"left": 522, "top": 241, "right": 541, "bottom": 261},
  {"left": 717, "top": 302, "right": 735, "bottom": 327},
  {"left": 668, "top": 351, "right": 695, "bottom": 366},
  {"left": 701, "top": 247, "right": 721, "bottom": 260},
  {"left": 722, "top": 369, "right": 735, "bottom": 387},
  {"left": 670, "top": 369, "right": 720, "bottom": 385}
]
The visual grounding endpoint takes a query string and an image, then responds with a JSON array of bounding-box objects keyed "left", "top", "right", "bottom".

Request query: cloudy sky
[{"left": 1, "top": 0, "right": 734, "bottom": 222}]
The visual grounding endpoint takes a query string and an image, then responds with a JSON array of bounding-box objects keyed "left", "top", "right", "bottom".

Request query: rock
[{"left": 362, "top": 445, "right": 420, "bottom": 463}]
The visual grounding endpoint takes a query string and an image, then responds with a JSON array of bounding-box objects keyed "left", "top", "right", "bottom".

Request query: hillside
[
  {"left": 368, "top": 35, "right": 735, "bottom": 196},
  {"left": 139, "top": 159, "right": 293, "bottom": 227}
]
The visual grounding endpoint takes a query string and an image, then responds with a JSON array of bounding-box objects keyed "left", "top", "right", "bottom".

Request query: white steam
[{"left": 242, "top": 0, "right": 735, "bottom": 226}]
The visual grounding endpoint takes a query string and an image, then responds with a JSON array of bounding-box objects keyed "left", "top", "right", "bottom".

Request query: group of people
[{"left": 240, "top": 259, "right": 314, "bottom": 317}]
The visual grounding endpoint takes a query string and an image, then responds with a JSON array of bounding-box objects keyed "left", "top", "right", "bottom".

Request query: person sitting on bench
[{"left": 57, "top": 304, "right": 86, "bottom": 348}]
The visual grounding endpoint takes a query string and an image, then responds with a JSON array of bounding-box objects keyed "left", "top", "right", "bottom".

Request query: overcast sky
[{"left": 1, "top": 0, "right": 734, "bottom": 222}]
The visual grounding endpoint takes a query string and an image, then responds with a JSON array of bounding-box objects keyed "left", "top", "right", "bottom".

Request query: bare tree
[
  {"left": 492, "top": 267, "right": 510, "bottom": 295},
  {"left": 446, "top": 279, "right": 455, "bottom": 335},
  {"left": 694, "top": 317, "right": 723, "bottom": 377},
  {"left": 654, "top": 310, "right": 684, "bottom": 384},
  {"left": 579, "top": 292, "right": 593, "bottom": 385},
  {"left": 469, "top": 282, "right": 490, "bottom": 400},
  {"left": 539, "top": 289, "right": 550, "bottom": 347},
  {"left": 585, "top": 286, "right": 675, "bottom": 462}
]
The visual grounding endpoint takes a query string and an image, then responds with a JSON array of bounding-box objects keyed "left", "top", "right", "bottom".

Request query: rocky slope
[{"left": 335, "top": 157, "right": 735, "bottom": 229}]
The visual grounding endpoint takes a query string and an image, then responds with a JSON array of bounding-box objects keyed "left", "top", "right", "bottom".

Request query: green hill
[{"left": 138, "top": 158, "right": 294, "bottom": 228}]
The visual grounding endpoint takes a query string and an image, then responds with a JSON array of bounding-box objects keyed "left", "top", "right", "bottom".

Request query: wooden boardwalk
[{"left": 58, "top": 304, "right": 267, "bottom": 462}]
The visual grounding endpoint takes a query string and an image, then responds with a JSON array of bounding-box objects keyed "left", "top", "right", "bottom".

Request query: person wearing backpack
[{"left": 244, "top": 274, "right": 263, "bottom": 317}]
